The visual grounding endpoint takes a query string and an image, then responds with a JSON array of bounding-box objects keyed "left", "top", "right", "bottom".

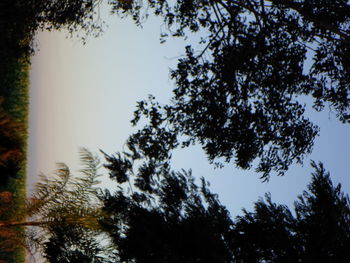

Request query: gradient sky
[{"left": 28, "top": 8, "right": 350, "bottom": 216}]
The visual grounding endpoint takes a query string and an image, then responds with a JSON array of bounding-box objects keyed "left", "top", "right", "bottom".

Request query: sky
[{"left": 28, "top": 7, "right": 350, "bottom": 216}]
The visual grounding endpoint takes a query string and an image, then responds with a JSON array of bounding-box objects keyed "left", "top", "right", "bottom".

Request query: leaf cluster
[
  {"left": 101, "top": 149, "right": 234, "bottom": 263},
  {"left": 0, "top": 0, "right": 105, "bottom": 61},
  {"left": 43, "top": 223, "right": 110, "bottom": 263},
  {"left": 233, "top": 161, "right": 350, "bottom": 263},
  {"left": 110, "top": 0, "right": 350, "bottom": 179}
]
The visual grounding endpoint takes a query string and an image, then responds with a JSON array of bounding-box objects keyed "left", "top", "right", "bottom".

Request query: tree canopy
[
  {"left": 4, "top": 1, "right": 349, "bottom": 179},
  {"left": 108, "top": 0, "right": 350, "bottom": 179},
  {"left": 232, "top": 162, "right": 350, "bottom": 262},
  {"left": 101, "top": 148, "right": 350, "bottom": 263},
  {"left": 101, "top": 150, "right": 236, "bottom": 263},
  {"left": 42, "top": 223, "right": 109, "bottom": 263},
  {"left": 0, "top": 0, "right": 103, "bottom": 60}
]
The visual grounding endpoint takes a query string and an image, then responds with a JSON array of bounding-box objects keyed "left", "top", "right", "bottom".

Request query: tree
[
  {"left": 108, "top": 0, "right": 350, "bottom": 179},
  {"left": 42, "top": 223, "right": 109, "bottom": 263},
  {"left": 101, "top": 148, "right": 350, "bottom": 263},
  {"left": 0, "top": 0, "right": 104, "bottom": 61},
  {"left": 232, "top": 162, "right": 350, "bottom": 263},
  {"left": 101, "top": 160, "right": 234, "bottom": 263},
  {"left": 294, "top": 162, "right": 350, "bottom": 262},
  {"left": 0, "top": 149, "right": 110, "bottom": 261},
  {"left": 232, "top": 194, "right": 300, "bottom": 263}
]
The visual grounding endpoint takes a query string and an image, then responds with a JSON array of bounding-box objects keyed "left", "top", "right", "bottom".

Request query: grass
[
  {"left": 0, "top": 55, "right": 29, "bottom": 263},
  {"left": 0, "top": 2, "right": 38, "bottom": 261}
]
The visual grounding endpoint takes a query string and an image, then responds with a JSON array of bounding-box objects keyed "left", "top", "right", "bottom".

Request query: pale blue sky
[{"left": 28, "top": 8, "right": 350, "bottom": 216}]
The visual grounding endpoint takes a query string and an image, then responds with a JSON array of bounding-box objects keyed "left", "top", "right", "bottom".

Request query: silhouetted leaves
[
  {"left": 0, "top": 0, "right": 104, "bottom": 61},
  {"left": 43, "top": 223, "right": 108, "bottom": 263},
  {"left": 102, "top": 150, "right": 350, "bottom": 263},
  {"left": 293, "top": 162, "right": 350, "bottom": 263},
  {"left": 102, "top": 172, "right": 234, "bottom": 263},
  {"left": 101, "top": 150, "right": 234, "bottom": 263},
  {"left": 232, "top": 162, "right": 350, "bottom": 263},
  {"left": 110, "top": 0, "right": 350, "bottom": 179},
  {"left": 3, "top": 1, "right": 350, "bottom": 180}
]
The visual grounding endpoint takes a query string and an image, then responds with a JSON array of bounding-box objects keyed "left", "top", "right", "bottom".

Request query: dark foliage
[
  {"left": 232, "top": 162, "right": 350, "bottom": 263},
  {"left": 43, "top": 223, "right": 107, "bottom": 263},
  {"left": 101, "top": 150, "right": 234, "bottom": 263},
  {"left": 232, "top": 195, "right": 299, "bottom": 263},
  {"left": 0, "top": 0, "right": 103, "bottom": 62},
  {"left": 294, "top": 162, "right": 350, "bottom": 262},
  {"left": 109, "top": 0, "right": 350, "bottom": 179},
  {"left": 102, "top": 149, "right": 350, "bottom": 263}
]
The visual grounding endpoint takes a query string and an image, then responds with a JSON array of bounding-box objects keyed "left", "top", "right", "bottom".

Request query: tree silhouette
[
  {"left": 101, "top": 149, "right": 350, "bottom": 263},
  {"left": 42, "top": 223, "right": 109, "bottom": 263},
  {"left": 294, "top": 162, "right": 350, "bottom": 263},
  {"left": 232, "top": 162, "right": 350, "bottom": 263},
  {"left": 108, "top": 0, "right": 350, "bottom": 179},
  {"left": 0, "top": 0, "right": 104, "bottom": 60},
  {"left": 101, "top": 153, "right": 234, "bottom": 263}
]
